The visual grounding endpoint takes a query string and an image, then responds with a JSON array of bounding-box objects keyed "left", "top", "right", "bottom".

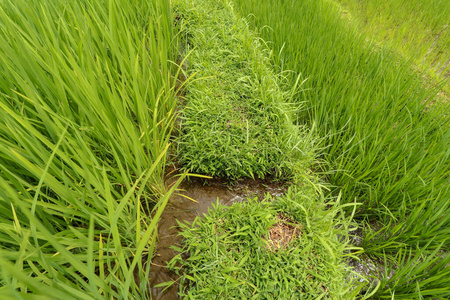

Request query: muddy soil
[{"left": 149, "top": 176, "right": 287, "bottom": 299}]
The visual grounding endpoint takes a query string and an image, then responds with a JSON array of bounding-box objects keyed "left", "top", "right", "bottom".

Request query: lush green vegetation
[
  {"left": 336, "top": 0, "right": 450, "bottom": 93},
  {"left": 170, "top": 188, "right": 361, "bottom": 299},
  {"left": 168, "top": 1, "right": 358, "bottom": 299},
  {"left": 174, "top": 0, "right": 315, "bottom": 180},
  {"left": 1, "top": 0, "right": 449, "bottom": 298},
  {"left": 0, "top": 0, "right": 182, "bottom": 297},
  {"left": 233, "top": 0, "right": 450, "bottom": 297}
]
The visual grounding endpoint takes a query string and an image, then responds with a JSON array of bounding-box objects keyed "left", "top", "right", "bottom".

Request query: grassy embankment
[
  {"left": 170, "top": 192, "right": 359, "bottom": 299},
  {"left": 0, "top": 0, "right": 182, "bottom": 298},
  {"left": 169, "top": 0, "right": 360, "bottom": 298},
  {"left": 336, "top": 0, "right": 450, "bottom": 95},
  {"left": 174, "top": 0, "right": 315, "bottom": 181},
  {"left": 233, "top": 0, "right": 450, "bottom": 298}
]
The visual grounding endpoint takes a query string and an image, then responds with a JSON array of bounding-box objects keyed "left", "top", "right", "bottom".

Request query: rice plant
[
  {"left": 0, "top": 0, "right": 182, "bottom": 297},
  {"left": 232, "top": 0, "right": 450, "bottom": 297},
  {"left": 336, "top": 0, "right": 450, "bottom": 93}
]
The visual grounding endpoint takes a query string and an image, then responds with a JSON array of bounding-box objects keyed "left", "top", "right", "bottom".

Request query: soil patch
[{"left": 266, "top": 214, "right": 302, "bottom": 252}]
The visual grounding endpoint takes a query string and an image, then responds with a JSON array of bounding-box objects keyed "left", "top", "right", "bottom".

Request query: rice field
[
  {"left": 233, "top": 0, "right": 450, "bottom": 297},
  {"left": 336, "top": 0, "right": 450, "bottom": 94},
  {"left": 0, "top": 0, "right": 449, "bottom": 298},
  {"left": 0, "top": 0, "right": 183, "bottom": 298}
]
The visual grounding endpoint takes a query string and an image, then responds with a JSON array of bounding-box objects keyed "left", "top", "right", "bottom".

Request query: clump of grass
[
  {"left": 169, "top": 187, "right": 360, "bottom": 299},
  {"left": 363, "top": 245, "right": 450, "bottom": 299},
  {"left": 0, "top": 0, "right": 181, "bottom": 297},
  {"left": 174, "top": 0, "right": 315, "bottom": 180},
  {"left": 232, "top": 0, "right": 450, "bottom": 297}
]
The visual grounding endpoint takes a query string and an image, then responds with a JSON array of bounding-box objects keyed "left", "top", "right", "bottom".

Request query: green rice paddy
[{"left": 0, "top": 0, "right": 448, "bottom": 298}]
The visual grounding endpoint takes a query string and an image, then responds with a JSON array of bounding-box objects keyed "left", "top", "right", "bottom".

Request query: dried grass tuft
[{"left": 266, "top": 214, "right": 302, "bottom": 252}]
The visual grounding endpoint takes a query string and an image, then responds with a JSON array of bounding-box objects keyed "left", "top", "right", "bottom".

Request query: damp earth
[{"left": 149, "top": 176, "right": 287, "bottom": 299}]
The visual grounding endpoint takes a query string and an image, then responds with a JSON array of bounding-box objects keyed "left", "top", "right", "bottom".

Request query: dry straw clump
[{"left": 266, "top": 214, "right": 302, "bottom": 252}]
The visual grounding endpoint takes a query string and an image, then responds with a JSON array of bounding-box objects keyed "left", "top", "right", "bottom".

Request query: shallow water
[
  {"left": 148, "top": 176, "right": 390, "bottom": 298},
  {"left": 149, "top": 176, "right": 287, "bottom": 299},
  {"left": 344, "top": 223, "right": 394, "bottom": 288}
]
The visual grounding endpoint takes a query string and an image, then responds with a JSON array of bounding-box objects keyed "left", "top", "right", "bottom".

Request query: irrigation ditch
[
  {"left": 150, "top": 176, "right": 287, "bottom": 298},
  {"left": 150, "top": 175, "right": 385, "bottom": 299},
  {"left": 149, "top": 0, "right": 365, "bottom": 298}
]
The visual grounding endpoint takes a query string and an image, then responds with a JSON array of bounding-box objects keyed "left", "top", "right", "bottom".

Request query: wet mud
[
  {"left": 344, "top": 222, "right": 394, "bottom": 288},
  {"left": 149, "top": 176, "right": 287, "bottom": 299}
]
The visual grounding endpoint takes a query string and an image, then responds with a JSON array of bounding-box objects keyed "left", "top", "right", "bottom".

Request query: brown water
[{"left": 149, "top": 176, "right": 287, "bottom": 299}]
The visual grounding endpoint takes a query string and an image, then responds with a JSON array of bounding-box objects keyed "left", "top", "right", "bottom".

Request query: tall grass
[
  {"left": 233, "top": 0, "right": 450, "bottom": 297},
  {"left": 0, "top": 0, "right": 182, "bottom": 297},
  {"left": 336, "top": 0, "right": 450, "bottom": 91}
]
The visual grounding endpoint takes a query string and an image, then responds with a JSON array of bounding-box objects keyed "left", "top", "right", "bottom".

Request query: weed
[
  {"left": 174, "top": 0, "right": 316, "bottom": 180},
  {"left": 170, "top": 187, "right": 360, "bottom": 299}
]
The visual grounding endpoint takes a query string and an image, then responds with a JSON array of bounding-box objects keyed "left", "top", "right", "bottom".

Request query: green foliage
[
  {"left": 0, "top": 0, "right": 181, "bottom": 297},
  {"left": 174, "top": 0, "right": 315, "bottom": 180},
  {"left": 170, "top": 187, "right": 359, "bottom": 299},
  {"left": 368, "top": 246, "right": 450, "bottom": 299},
  {"left": 233, "top": 0, "right": 450, "bottom": 220},
  {"left": 336, "top": 0, "right": 450, "bottom": 91},
  {"left": 232, "top": 0, "right": 450, "bottom": 297}
]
